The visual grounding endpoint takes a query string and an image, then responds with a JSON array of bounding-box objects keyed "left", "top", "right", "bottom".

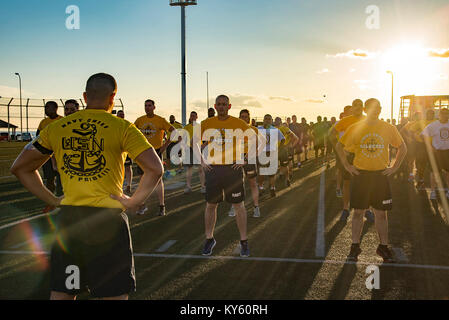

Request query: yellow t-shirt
[
  {"left": 37, "top": 115, "right": 63, "bottom": 132},
  {"left": 278, "top": 125, "right": 294, "bottom": 146},
  {"left": 407, "top": 120, "right": 435, "bottom": 142},
  {"left": 340, "top": 119, "right": 404, "bottom": 171},
  {"left": 35, "top": 109, "right": 152, "bottom": 209},
  {"left": 334, "top": 115, "right": 366, "bottom": 134},
  {"left": 199, "top": 116, "right": 252, "bottom": 165},
  {"left": 134, "top": 114, "right": 173, "bottom": 149},
  {"left": 183, "top": 122, "right": 198, "bottom": 147}
]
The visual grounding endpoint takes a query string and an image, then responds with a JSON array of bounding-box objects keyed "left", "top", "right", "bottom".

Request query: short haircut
[
  {"left": 240, "top": 109, "right": 250, "bottom": 117},
  {"left": 365, "top": 98, "right": 381, "bottom": 109},
  {"left": 65, "top": 99, "right": 79, "bottom": 107},
  {"left": 215, "top": 95, "right": 229, "bottom": 103},
  {"left": 45, "top": 101, "right": 58, "bottom": 109},
  {"left": 117, "top": 110, "right": 124, "bottom": 114},
  {"left": 344, "top": 105, "right": 352, "bottom": 112},
  {"left": 145, "top": 99, "right": 155, "bottom": 106},
  {"left": 208, "top": 108, "right": 215, "bottom": 113},
  {"left": 85, "top": 73, "right": 117, "bottom": 100},
  {"left": 190, "top": 111, "right": 197, "bottom": 116},
  {"left": 352, "top": 99, "right": 363, "bottom": 107},
  {"left": 441, "top": 108, "right": 449, "bottom": 113}
]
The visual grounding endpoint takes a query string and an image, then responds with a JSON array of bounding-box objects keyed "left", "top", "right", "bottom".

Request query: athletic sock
[{"left": 240, "top": 239, "right": 248, "bottom": 245}]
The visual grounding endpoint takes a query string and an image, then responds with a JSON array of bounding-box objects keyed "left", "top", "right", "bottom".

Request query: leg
[
  {"left": 249, "top": 177, "right": 259, "bottom": 207},
  {"left": 373, "top": 209, "right": 388, "bottom": 245},
  {"left": 343, "top": 179, "right": 350, "bottom": 210},
  {"left": 101, "top": 294, "right": 129, "bottom": 300},
  {"left": 186, "top": 166, "right": 193, "bottom": 189},
  {"left": 198, "top": 166, "right": 206, "bottom": 188},
  {"left": 233, "top": 202, "right": 248, "bottom": 241},
  {"left": 156, "top": 179, "right": 165, "bottom": 206},
  {"left": 205, "top": 202, "right": 218, "bottom": 239},
  {"left": 352, "top": 209, "right": 365, "bottom": 244}
]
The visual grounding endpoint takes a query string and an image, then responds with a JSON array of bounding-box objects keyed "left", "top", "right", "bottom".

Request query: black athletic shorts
[
  {"left": 184, "top": 146, "right": 201, "bottom": 167},
  {"left": 435, "top": 149, "right": 449, "bottom": 172},
  {"left": 243, "top": 163, "right": 258, "bottom": 179},
  {"left": 50, "top": 206, "right": 135, "bottom": 298},
  {"left": 205, "top": 165, "right": 245, "bottom": 204},
  {"left": 279, "top": 146, "right": 290, "bottom": 167},
  {"left": 42, "top": 159, "right": 56, "bottom": 180},
  {"left": 350, "top": 170, "right": 392, "bottom": 211},
  {"left": 137, "top": 148, "right": 162, "bottom": 175}
]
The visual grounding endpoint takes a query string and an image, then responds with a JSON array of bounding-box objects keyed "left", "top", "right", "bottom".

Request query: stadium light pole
[
  {"left": 170, "top": 0, "right": 197, "bottom": 126},
  {"left": 14, "top": 73, "right": 23, "bottom": 139},
  {"left": 387, "top": 70, "right": 394, "bottom": 123}
]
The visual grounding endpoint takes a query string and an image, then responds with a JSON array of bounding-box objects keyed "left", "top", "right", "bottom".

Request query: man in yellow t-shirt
[
  {"left": 198, "top": 95, "right": 254, "bottom": 258},
  {"left": 183, "top": 111, "right": 205, "bottom": 194},
  {"left": 11, "top": 73, "right": 163, "bottom": 300},
  {"left": 228, "top": 109, "right": 263, "bottom": 218},
  {"left": 329, "top": 99, "right": 367, "bottom": 222},
  {"left": 36, "top": 101, "right": 63, "bottom": 212},
  {"left": 336, "top": 98, "right": 407, "bottom": 263},
  {"left": 134, "top": 100, "right": 175, "bottom": 216},
  {"left": 404, "top": 109, "right": 435, "bottom": 189},
  {"left": 275, "top": 117, "right": 299, "bottom": 187}
]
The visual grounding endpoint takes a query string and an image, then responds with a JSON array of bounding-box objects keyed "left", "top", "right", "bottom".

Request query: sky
[{"left": 1, "top": 0, "right": 448, "bottom": 130}]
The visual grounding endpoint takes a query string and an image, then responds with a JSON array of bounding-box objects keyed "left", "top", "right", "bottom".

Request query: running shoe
[
  {"left": 270, "top": 188, "right": 276, "bottom": 198},
  {"left": 200, "top": 186, "right": 206, "bottom": 194},
  {"left": 430, "top": 190, "right": 437, "bottom": 200},
  {"left": 202, "top": 238, "right": 216, "bottom": 256},
  {"left": 183, "top": 187, "right": 192, "bottom": 194},
  {"left": 259, "top": 187, "right": 265, "bottom": 196},
  {"left": 136, "top": 205, "right": 148, "bottom": 216},
  {"left": 408, "top": 174, "right": 414, "bottom": 183},
  {"left": 297, "top": 162, "right": 302, "bottom": 168},
  {"left": 365, "top": 210, "right": 375, "bottom": 223},
  {"left": 339, "top": 209, "right": 350, "bottom": 222},
  {"left": 347, "top": 243, "right": 362, "bottom": 262},
  {"left": 158, "top": 205, "right": 166, "bottom": 216},
  {"left": 286, "top": 179, "right": 291, "bottom": 187},
  {"left": 376, "top": 244, "right": 396, "bottom": 263},
  {"left": 336, "top": 189, "right": 343, "bottom": 198},
  {"left": 228, "top": 206, "right": 235, "bottom": 217},
  {"left": 240, "top": 240, "right": 250, "bottom": 257},
  {"left": 253, "top": 206, "right": 260, "bottom": 218}
]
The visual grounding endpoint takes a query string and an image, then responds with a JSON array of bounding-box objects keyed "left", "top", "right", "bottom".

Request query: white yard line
[
  {"left": 0, "top": 210, "right": 58, "bottom": 231},
  {"left": 315, "top": 168, "right": 326, "bottom": 257},
  {"left": 155, "top": 240, "right": 177, "bottom": 252},
  {"left": 1, "top": 250, "right": 449, "bottom": 271}
]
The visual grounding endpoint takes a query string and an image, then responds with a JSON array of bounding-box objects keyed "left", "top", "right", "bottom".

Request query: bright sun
[{"left": 381, "top": 44, "right": 438, "bottom": 94}]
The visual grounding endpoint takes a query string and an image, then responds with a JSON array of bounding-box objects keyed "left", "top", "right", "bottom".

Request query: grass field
[{"left": 1, "top": 153, "right": 449, "bottom": 300}]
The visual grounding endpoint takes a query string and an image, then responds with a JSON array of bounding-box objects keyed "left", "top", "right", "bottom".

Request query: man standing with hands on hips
[{"left": 336, "top": 98, "right": 407, "bottom": 263}]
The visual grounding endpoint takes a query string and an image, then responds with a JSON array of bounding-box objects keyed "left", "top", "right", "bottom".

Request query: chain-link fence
[{"left": 0, "top": 97, "right": 125, "bottom": 140}]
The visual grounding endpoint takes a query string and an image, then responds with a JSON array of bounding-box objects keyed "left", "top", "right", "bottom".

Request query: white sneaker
[
  {"left": 430, "top": 190, "right": 437, "bottom": 200},
  {"left": 184, "top": 187, "right": 192, "bottom": 194},
  {"left": 200, "top": 186, "right": 206, "bottom": 194},
  {"left": 228, "top": 206, "right": 235, "bottom": 217},
  {"left": 136, "top": 206, "right": 148, "bottom": 215},
  {"left": 253, "top": 207, "right": 260, "bottom": 218}
]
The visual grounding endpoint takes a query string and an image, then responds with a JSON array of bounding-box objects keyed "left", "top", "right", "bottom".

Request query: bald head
[{"left": 84, "top": 73, "right": 117, "bottom": 110}]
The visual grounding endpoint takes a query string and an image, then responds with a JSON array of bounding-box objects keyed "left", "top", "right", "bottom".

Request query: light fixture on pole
[
  {"left": 386, "top": 70, "right": 394, "bottom": 123},
  {"left": 170, "top": 0, "right": 197, "bottom": 126},
  {"left": 14, "top": 73, "right": 23, "bottom": 139}
]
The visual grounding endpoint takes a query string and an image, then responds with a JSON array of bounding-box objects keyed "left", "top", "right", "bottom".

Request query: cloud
[
  {"left": 304, "top": 98, "right": 325, "bottom": 104},
  {"left": 190, "top": 94, "right": 264, "bottom": 112},
  {"left": 269, "top": 96, "right": 294, "bottom": 102},
  {"left": 428, "top": 48, "right": 449, "bottom": 58},
  {"left": 0, "top": 85, "right": 37, "bottom": 98},
  {"left": 326, "top": 49, "right": 377, "bottom": 59},
  {"left": 316, "top": 68, "right": 330, "bottom": 74}
]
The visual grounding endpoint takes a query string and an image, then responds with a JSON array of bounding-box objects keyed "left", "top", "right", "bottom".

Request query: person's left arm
[{"left": 160, "top": 121, "right": 175, "bottom": 153}]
